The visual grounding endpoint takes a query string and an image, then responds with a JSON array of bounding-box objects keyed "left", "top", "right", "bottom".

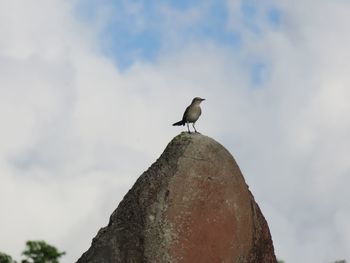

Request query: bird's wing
[{"left": 182, "top": 105, "right": 191, "bottom": 122}]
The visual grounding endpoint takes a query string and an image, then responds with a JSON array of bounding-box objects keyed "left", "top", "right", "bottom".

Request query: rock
[{"left": 77, "top": 132, "right": 277, "bottom": 263}]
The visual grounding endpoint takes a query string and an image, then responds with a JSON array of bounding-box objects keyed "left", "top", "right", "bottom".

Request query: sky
[{"left": 0, "top": 0, "right": 350, "bottom": 262}]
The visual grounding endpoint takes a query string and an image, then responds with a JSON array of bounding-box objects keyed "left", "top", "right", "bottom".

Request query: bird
[{"left": 173, "top": 97, "right": 205, "bottom": 133}]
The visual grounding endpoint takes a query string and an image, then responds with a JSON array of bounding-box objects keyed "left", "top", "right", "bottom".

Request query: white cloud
[
  {"left": 225, "top": 0, "right": 350, "bottom": 262},
  {"left": 1, "top": 0, "right": 350, "bottom": 263},
  {"left": 0, "top": 1, "right": 138, "bottom": 261}
]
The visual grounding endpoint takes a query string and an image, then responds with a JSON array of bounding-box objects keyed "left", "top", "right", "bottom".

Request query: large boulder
[{"left": 77, "top": 132, "right": 277, "bottom": 263}]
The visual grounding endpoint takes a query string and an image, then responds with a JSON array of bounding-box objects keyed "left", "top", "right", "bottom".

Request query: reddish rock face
[
  {"left": 77, "top": 133, "right": 277, "bottom": 263},
  {"left": 165, "top": 138, "right": 253, "bottom": 263}
]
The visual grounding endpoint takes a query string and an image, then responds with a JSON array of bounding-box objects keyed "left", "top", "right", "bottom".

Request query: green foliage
[
  {"left": 21, "top": 241, "right": 65, "bottom": 263},
  {"left": 0, "top": 252, "right": 17, "bottom": 263}
]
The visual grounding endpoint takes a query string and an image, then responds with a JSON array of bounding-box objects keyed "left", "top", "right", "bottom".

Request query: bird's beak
[{"left": 201, "top": 98, "right": 206, "bottom": 101}]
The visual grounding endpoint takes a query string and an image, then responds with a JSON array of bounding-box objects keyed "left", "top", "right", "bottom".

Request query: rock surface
[{"left": 77, "top": 133, "right": 277, "bottom": 263}]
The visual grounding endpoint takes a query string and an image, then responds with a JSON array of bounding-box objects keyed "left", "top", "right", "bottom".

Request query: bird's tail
[{"left": 172, "top": 120, "right": 185, "bottom": 126}]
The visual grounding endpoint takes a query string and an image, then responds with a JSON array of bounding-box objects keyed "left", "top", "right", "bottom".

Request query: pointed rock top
[{"left": 77, "top": 133, "right": 277, "bottom": 263}]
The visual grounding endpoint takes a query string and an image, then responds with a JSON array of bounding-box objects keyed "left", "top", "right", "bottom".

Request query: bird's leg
[
  {"left": 192, "top": 123, "right": 198, "bottom": 133},
  {"left": 187, "top": 122, "right": 191, "bottom": 133}
]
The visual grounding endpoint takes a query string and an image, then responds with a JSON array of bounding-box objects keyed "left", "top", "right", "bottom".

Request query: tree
[
  {"left": 0, "top": 252, "right": 17, "bottom": 263},
  {"left": 21, "top": 241, "right": 65, "bottom": 263}
]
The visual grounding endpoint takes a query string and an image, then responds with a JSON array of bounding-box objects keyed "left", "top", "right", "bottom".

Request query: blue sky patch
[
  {"left": 74, "top": 0, "right": 242, "bottom": 69},
  {"left": 241, "top": 1, "right": 257, "bottom": 19},
  {"left": 240, "top": 1, "right": 262, "bottom": 35},
  {"left": 162, "top": 0, "right": 202, "bottom": 11},
  {"left": 267, "top": 7, "right": 282, "bottom": 27}
]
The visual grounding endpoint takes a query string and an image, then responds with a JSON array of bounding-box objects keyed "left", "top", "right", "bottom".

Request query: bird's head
[{"left": 192, "top": 97, "right": 205, "bottom": 104}]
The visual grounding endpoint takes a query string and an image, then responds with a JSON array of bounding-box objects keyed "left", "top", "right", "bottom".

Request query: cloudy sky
[{"left": 1, "top": 0, "right": 350, "bottom": 262}]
